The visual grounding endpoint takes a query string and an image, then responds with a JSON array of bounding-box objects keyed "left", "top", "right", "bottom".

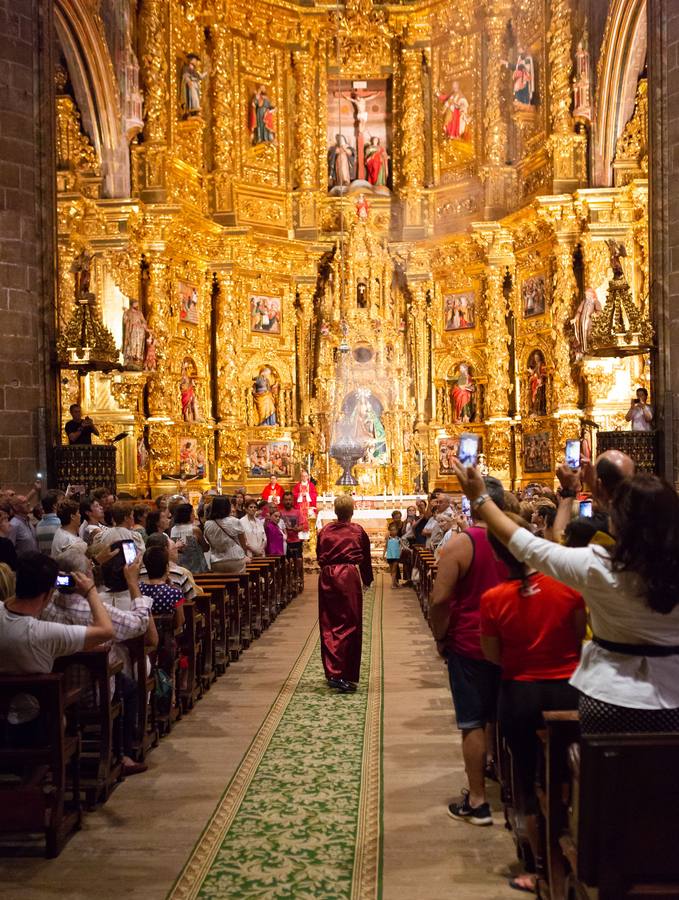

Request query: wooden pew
[
  {"left": 153, "top": 613, "right": 183, "bottom": 734},
  {"left": 53, "top": 648, "right": 124, "bottom": 807},
  {"left": 495, "top": 721, "right": 536, "bottom": 878},
  {"left": 123, "top": 635, "right": 158, "bottom": 762},
  {"left": 194, "top": 574, "right": 244, "bottom": 660},
  {"left": 0, "top": 673, "right": 81, "bottom": 857},
  {"left": 178, "top": 601, "right": 203, "bottom": 712},
  {"left": 561, "top": 731, "right": 679, "bottom": 899},
  {"left": 194, "top": 583, "right": 229, "bottom": 674},
  {"left": 193, "top": 592, "right": 216, "bottom": 690}
]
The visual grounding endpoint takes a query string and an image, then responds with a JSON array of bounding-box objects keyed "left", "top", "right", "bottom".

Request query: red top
[
  {"left": 444, "top": 526, "right": 506, "bottom": 660},
  {"left": 480, "top": 572, "right": 584, "bottom": 681},
  {"left": 262, "top": 483, "right": 284, "bottom": 505},
  {"left": 280, "top": 506, "right": 300, "bottom": 543}
]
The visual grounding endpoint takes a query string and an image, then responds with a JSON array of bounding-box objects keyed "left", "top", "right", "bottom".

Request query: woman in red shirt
[{"left": 480, "top": 513, "right": 586, "bottom": 894}]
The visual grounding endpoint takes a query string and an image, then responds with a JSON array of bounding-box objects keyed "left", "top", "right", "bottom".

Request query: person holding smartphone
[
  {"left": 625, "top": 387, "right": 653, "bottom": 432},
  {"left": 65, "top": 403, "right": 100, "bottom": 445}
]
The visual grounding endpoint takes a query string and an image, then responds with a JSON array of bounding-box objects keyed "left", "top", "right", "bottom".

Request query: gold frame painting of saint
[
  {"left": 443, "top": 291, "right": 475, "bottom": 332},
  {"left": 521, "top": 273, "right": 547, "bottom": 318},
  {"left": 250, "top": 295, "right": 282, "bottom": 335},
  {"left": 178, "top": 281, "right": 199, "bottom": 325}
]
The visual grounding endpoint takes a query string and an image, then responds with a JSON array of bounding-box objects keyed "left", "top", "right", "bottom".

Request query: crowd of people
[
  {"left": 396, "top": 449, "right": 679, "bottom": 894},
  {"left": 0, "top": 477, "right": 313, "bottom": 772}
]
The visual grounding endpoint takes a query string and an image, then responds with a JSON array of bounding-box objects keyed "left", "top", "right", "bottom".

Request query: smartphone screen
[
  {"left": 565, "top": 439, "right": 580, "bottom": 470},
  {"left": 122, "top": 540, "right": 137, "bottom": 566},
  {"left": 579, "top": 499, "right": 593, "bottom": 518},
  {"left": 461, "top": 496, "right": 471, "bottom": 519},
  {"left": 56, "top": 573, "right": 73, "bottom": 589},
  {"left": 457, "top": 433, "right": 480, "bottom": 467}
]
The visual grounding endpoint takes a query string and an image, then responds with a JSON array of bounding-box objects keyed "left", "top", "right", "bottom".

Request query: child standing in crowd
[{"left": 385, "top": 521, "right": 402, "bottom": 588}]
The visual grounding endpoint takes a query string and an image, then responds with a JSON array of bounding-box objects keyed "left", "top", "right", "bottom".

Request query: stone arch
[
  {"left": 594, "top": 0, "right": 647, "bottom": 186},
  {"left": 55, "top": 0, "right": 128, "bottom": 197}
]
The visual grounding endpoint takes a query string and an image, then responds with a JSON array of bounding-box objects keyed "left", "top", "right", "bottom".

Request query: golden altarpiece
[{"left": 53, "top": 0, "right": 652, "bottom": 495}]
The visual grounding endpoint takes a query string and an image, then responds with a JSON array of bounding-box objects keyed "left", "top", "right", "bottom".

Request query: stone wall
[{"left": 0, "top": 0, "right": 56, "bottom": 489}]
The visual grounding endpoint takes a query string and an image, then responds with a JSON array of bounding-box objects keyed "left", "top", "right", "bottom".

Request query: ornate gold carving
[
  {"left": 613, "top": 78, "right": 648, "bottom": 186},
  {"left": 139, "top": 0, "right": 168, "bottom": 143},
  {"left": 398, "top": 47, "right": 425, "bottom": 191},
  {"left": 550, "top": 242, "right": 579, "bottom": 407},
  {"left": 547, "top": 0, "right": 573, "bottom": 135},
  {"left": 483, "top": 3, "right": 510, "bottom": 167},
  {"left": 292, "top": 46, "right": 316, "bottom": 192},
  {"left": 588, "top": 275, "right": 654, "bottom": 358},
  {"left": 55, "top": 95, "right": 101, "bottom": 186}
]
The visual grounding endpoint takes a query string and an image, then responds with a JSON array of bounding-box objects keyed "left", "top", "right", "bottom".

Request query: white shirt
[
  {"left": 51, "top": 528, "right": 87, "bottom": 558},
  {"left": 93, "top": 525, "right": 145, "bottom": 554},
  {"left": 241, "top": 516, "right": 266, "bottom": 557},
  {"left": 79, "top": 521, "right": 109, "bottom": 545},
  {"left": 204, "top": 517, "right": 246, "bottom": 563},
  {"left": 508, "top": 528, "right": 679, "bottom": 710},
  {"left": 628, "top": 403, "right": 653, "bottom": 431},
  {"left": 0, "top": 602, "right": 87, "bottom": 723}
]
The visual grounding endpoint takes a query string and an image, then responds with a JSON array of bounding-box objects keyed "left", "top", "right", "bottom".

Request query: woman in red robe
[{"left": 317, "top": 494, "right": 373, "bottom": 693}]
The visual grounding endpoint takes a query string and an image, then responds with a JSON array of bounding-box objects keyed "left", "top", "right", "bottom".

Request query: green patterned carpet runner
[{"left": 169, "top": 582, "right": 383, "bottom": 900}]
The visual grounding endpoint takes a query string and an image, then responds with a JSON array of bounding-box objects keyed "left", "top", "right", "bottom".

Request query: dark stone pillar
[{"left": 0, "top": 0, "right": 57, "bottom": 489}]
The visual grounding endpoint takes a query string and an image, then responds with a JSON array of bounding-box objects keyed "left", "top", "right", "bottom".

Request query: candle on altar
[{"left": 418, "top": 450, "right": 423, "bottom": 487}]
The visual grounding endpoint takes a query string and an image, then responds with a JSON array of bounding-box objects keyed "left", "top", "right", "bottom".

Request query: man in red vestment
[
  {"left": 261, "top": 474, "right": 284, "bottom": 507},
  {"left": 317, "top": 494, "right": 373, "bottom": 693}
]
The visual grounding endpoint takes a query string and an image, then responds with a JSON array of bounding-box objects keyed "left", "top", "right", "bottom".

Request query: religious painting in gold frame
[
  {"left": 247, "top": 440, "right": 293, "bottom": 478},
  {"left": 178, "top": 281, "right": 199, "bottom": 325},
  {"left": 250, "top": 295, "right": 282, "bottom": 335},
  {"left": 443, "top": 290, "right": 475, "bottom": 332},
  {"left": 523, "top": 431, "right": 551, "bottom": 473},
  {"left": 521, "top": 272, "right": 547, "bottom": 318},
  {"left": 178, "top": 436, "right": 206, "bottom": 479}
]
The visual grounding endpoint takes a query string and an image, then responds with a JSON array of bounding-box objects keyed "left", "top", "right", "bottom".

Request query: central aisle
[{"left": 0, "top": 575, "right": 516, "bottom": 900}]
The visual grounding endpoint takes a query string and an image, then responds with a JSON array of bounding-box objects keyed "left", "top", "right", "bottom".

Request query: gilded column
[
  {"left": 145, "top": 256, "right": 172, "bottom": 418},
  {"left": 137, "top": 0, "right": 169, "bottom": 199},
  {"left": 210, "top": 18, "right": 235, "bottom": 218},
  {"left": 483, "top": 4, "right": 508, "bottom": 168},
  {"left": 407, "top": 279, "right": 431, "bottom": 424},
  {"left": 295, "top": 281, "right": 315, "bottom": 425},
  {"left": 474, "top": 222, "right": 513, "bottom": 483},
  {"left": 482, "top": 0, "right": 512, "bottom": 217},
  {"left": 400, "top": 48, "right": 425, "bottom": 191},
  {"left": 214, "top": 269, "right": 244, "bottom": 481},
  {"left": 547, "top": 0, "right": 586, "bottom": 191},
  {"left": 548, "top": 0, "right": 573, "bottom": 135},
  {"left": 293, "top": 47, "right": 316, "bottom": 192},
  {"left": 138, "top": 0, "right": 168, "bottom": 144},
  {"left": 551, "top": 239, "right": 580, "bottom": 410}
]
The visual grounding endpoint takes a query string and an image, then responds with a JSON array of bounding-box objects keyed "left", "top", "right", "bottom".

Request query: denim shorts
[{"left": 447, "top": 652, "right": 501, "bottom": 731}]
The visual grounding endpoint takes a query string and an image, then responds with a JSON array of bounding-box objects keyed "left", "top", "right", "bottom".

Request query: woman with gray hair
[{"left": 316, "top": 494, "right": 373, "bottom": 693}]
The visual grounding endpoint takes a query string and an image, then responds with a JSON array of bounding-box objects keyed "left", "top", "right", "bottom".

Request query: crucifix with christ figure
[{"left": 334, "top": 83, "right": 384, "bottom": 181}]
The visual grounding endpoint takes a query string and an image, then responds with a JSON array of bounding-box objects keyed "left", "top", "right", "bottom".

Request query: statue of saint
[
  {"left": 252, "top": 366, "right": 278, "bottom": 426},
  {"left": 71, "top": 249, "right": 93, "bottom": 298},
  {"left": 180, "top": 361, "right": 202, "bottom": 422},
  {"left": 512, "top": 49, "right": 536, "bottom": 108},
  {"left": 571, "top": 288, "right": 603, "bottom": 357},
  {"left": 527, "top": 350, "right": 548, "bottom": 416},
  {"left": 364, "top": 136, "right": 389, "bottom": 186},
  {"left": 355, "top": 194, "right": 370, "bottom": 221},
  {"left": 122, "top": 299, "right": 150, "bottom": 369},
  {"left": 249, "top": 86, "right": 276, "bottom": 144},
  {"left": 451, "top": 364, "right": 477, "bottom": 423},
  {"left": 328, "top": 134, "right": 355, "bottom": 188},
  {"left": 438, "top": 82, "right": 470, "bottom": 138},
  {"left": 179, "top": 53, "right": 208, "bottom": 117},
  {"left": 605, "top": 239, "right": 627, "bottom": 279}
]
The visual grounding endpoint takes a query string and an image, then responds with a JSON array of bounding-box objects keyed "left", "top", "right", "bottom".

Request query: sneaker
[{"left": 447, "top": 789, "right": 493, "bottom": 826}]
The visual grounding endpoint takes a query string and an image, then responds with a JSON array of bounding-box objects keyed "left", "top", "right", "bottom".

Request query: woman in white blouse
[
  {"left": 452, "top": 461, "right": 679, "bottom": 734},
  {"left": 240, "top": 499, "right": 266, "bottom": 558},
  {"left": 203, "top": 496, "right": 247, "bottom": 574}
]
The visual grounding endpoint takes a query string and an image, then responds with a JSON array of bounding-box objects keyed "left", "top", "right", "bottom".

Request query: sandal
[{"left": 508, "top": 875, "right": 536, "bottom": 893}]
